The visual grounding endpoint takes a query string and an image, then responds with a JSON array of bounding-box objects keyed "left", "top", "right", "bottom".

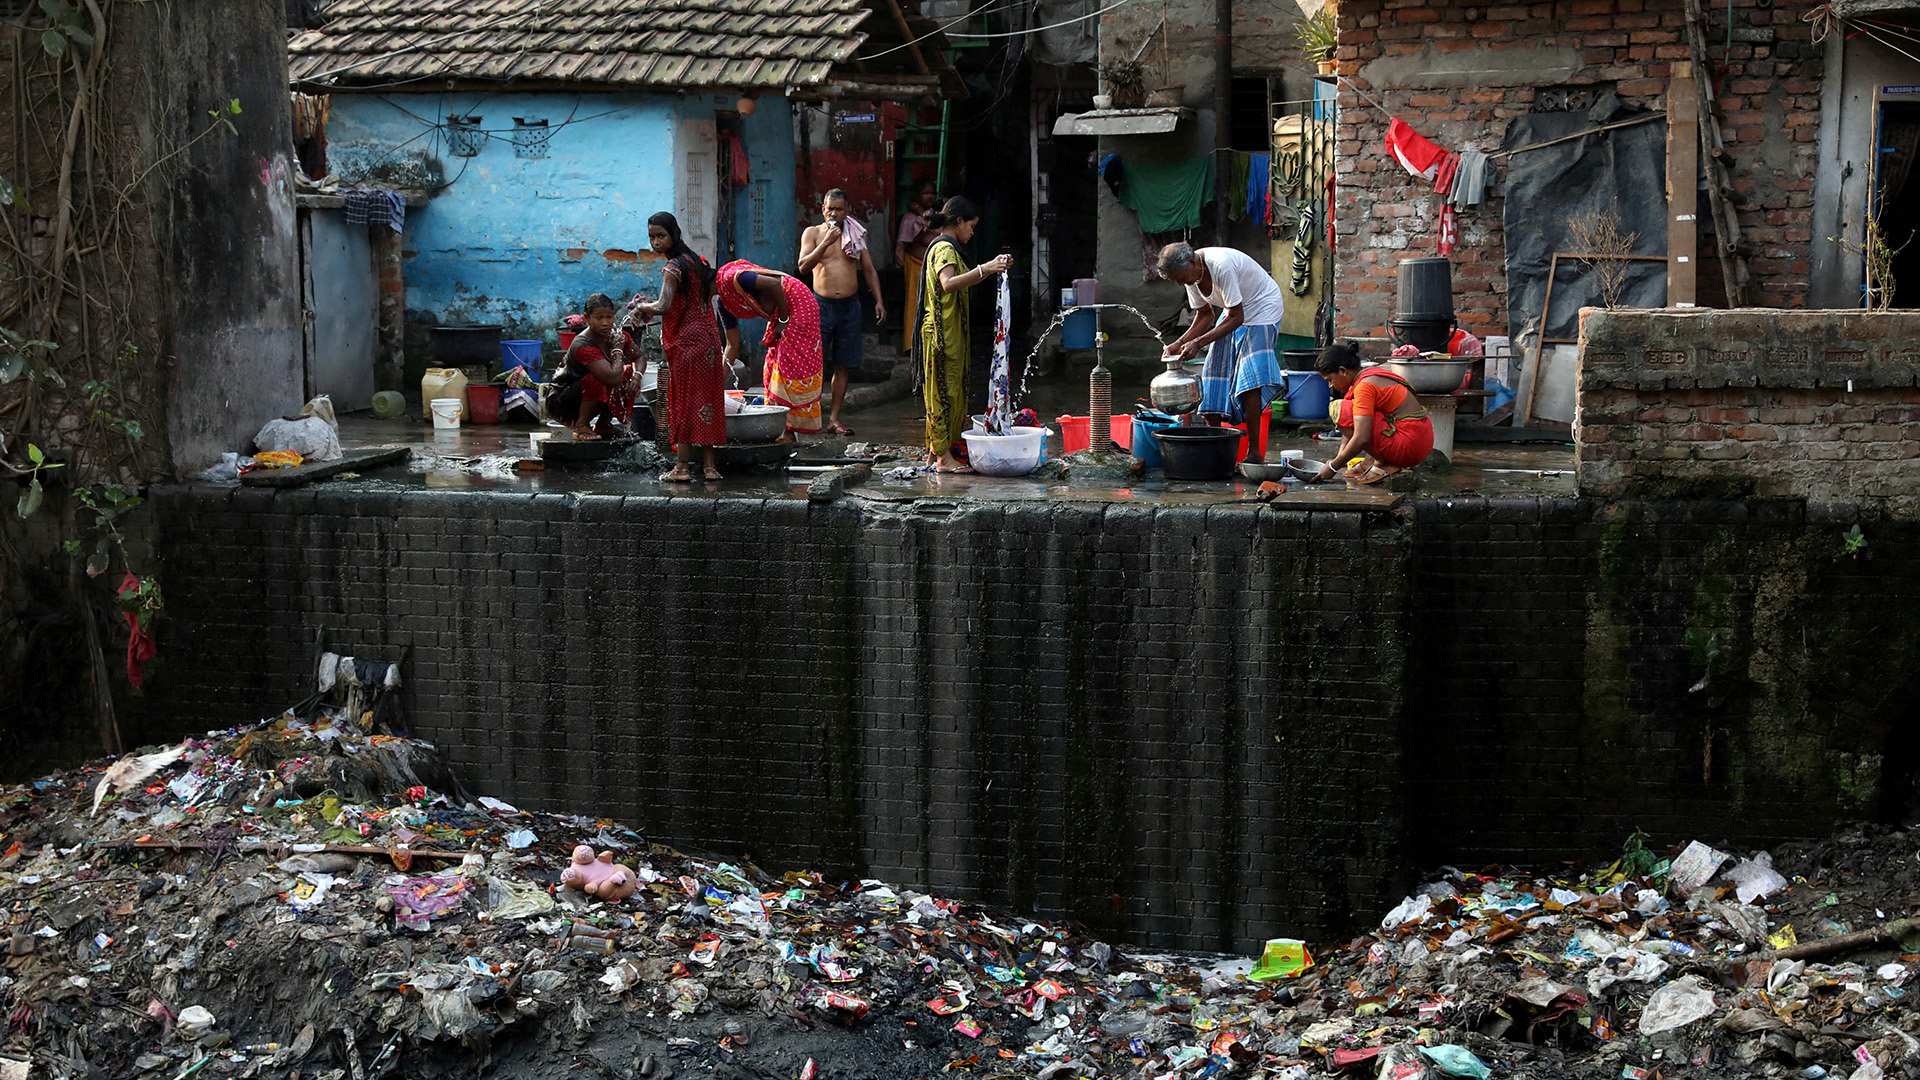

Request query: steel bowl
[
  {"left": 726, "top": 404, "right": 789, "bottom": 444},
  {"left": 1239, "top": 461, "right": 1291, "bottom": 482},
  {"left": 1286, "top": 458, "right": 1332, "bottom": 482},
  {"left": 1381, "top": 358, "right": 1471, "bottom": 395}
]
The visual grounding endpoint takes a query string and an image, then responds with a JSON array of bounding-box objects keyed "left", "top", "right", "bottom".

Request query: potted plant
[
  {"left": 1297, "top": 8, "right": 1338, "bottom": 75},
  {"left": 1098, "top": 56, "right": 1148, "bottom": 109}
]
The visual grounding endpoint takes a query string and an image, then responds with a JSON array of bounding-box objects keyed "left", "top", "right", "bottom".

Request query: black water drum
[
  {"left": 1282, "top": 348, "right": 1322, "bottom": 372},
  {"left": 1395, "top": 257, "right": 1454, "bottom": 321},
  {"left": 1388, "top": 316, "right": 1454, "bottom": 354}
]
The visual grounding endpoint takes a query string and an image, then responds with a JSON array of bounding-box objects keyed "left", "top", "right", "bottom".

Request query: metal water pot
[{"left": 1149, "top": 355, "right": 1202, "bottom": 415}]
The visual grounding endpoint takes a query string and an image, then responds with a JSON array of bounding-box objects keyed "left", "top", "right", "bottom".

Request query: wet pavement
[{"left": 325, "top": 388, "right": 1574, "bottom": 508}]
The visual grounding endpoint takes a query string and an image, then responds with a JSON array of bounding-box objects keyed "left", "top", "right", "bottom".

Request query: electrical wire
[{"left": 946, "top": 0, "right": 1140, "bottom": 39}]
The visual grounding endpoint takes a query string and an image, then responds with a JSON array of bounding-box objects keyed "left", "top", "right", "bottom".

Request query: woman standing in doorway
[
  {"left": 917, "top": 196, "right": 1012, "bottom": 473},
  {"left": 715, "top": 260, "right": 822, "bottom": 439},
  {"left": 629, "top": 212, "right": 728, "bottom": 481}
]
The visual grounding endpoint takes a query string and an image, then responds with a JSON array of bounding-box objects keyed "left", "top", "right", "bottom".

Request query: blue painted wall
[
  {"left": 327, "top": 92, "right": 683, "bottom": 338},
  {"left": 726, "top": 95, "right": 799, "bottom": 274}
]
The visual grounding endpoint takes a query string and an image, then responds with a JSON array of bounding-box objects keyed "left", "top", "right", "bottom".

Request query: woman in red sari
[
  {"left": 715, "top": 260, "right": 822, "bottom": 439},
  {"left": 630, "top": 212, "right": 729, "bottom": 481}
]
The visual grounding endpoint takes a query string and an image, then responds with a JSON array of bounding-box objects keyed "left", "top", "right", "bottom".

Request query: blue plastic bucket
[
  {"left": 1284, "top": 370, "right": 1331, "bottom": 421},
  {"left": 1061, "top": 308, "right": 1097, "bottom": 350},
  {"left": 501, "top": 339, "right": 543, "bottom": 382},
  {"left": 1131, "top": 415, "right": 1179, "bottom": 467}
]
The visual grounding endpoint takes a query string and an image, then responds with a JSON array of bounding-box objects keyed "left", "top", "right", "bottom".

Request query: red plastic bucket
[
  {"left": 467, "top": 383, "right": 502, "bottom": 424},
  {"left": 558, "top": 330, "right": 578, "bottom": 353},
  {"left": 1056, "top": 415, "right": 1133, "bottom": 453}
]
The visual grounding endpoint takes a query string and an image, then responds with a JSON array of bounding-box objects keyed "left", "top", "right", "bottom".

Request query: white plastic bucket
[{"left": 430, "top": 397, "right": 463, "bottom": 430}]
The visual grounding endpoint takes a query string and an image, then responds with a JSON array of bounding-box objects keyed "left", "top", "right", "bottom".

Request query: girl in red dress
[{"left": 630, "top": 212, "right": 729, "bottom": 481}]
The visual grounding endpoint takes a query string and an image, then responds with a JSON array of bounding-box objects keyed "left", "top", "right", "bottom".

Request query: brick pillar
[{"left": 372, "top": 227, "right": 406, "bottom": 392}]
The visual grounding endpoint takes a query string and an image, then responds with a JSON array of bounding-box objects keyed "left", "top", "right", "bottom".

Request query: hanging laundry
[
  {"left": 1289, "top": 206, "right": 1315, "bottom": 296},
  {"left": 1432, "top": 150, "right": 1464, "bottom": 256},
  {"left": 1227, "top": 153, "right": 1251, "bottom": 222},
  {"left": 1246, "top": 153, "right": 1271, "bottom": 224},
  {"left": 342, "top": 189, "right": 405, "bottom": 233},
  {"left": 1449, "top": 150, "right": 1493, "bottom": 208},
  {"left": 1385, "top": 118, "right": 1446, "bottom": 181},
  {"left": 1106, "top": 154, "right": 1215, "bottom": 233},
  {"left": 1098, "top": 154, "right": 1125, "bottom": 199}
]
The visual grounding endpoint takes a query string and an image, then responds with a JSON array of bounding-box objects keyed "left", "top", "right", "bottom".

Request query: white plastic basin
[{"left": 960, "top": 425, "right": 1047, "bottom": 476}]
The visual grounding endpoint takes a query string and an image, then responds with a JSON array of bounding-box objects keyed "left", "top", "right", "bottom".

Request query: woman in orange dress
[
  {"left": 1313, "top": 342, "right": 1434, "bottom": 484},
  {"left": 715, "top": 260, "right": 822, "bottom": 439}
]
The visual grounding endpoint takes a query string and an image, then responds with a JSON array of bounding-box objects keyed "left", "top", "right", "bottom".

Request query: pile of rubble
[{"left": 4, "top": 712, "right": 1918, "bottom": 1080}]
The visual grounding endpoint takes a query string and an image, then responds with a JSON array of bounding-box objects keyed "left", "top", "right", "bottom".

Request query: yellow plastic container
[{"left": 420, "top": 368, "right": 469, "bottom": 420}]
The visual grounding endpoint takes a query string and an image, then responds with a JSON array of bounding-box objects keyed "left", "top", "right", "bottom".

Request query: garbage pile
[{"left": 5, "top": 709, "right": 1920, "bottom": 1080}]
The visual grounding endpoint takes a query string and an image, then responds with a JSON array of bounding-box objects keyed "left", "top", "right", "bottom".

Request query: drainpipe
[{"left": 1213, "top": 0, "right": 1232, "bottom": 241}]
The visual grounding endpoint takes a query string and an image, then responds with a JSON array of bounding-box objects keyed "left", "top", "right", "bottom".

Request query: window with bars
[{"left": 751, "top": 180, "right": 770, "bottom": 244}]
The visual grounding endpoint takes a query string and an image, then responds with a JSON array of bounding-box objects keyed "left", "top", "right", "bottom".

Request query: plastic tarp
[{"left": 1502, "top": 92, "right": 1669, "bottom": 357}]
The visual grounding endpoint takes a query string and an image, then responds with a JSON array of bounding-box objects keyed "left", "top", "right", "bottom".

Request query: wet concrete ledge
[{"left": 135, "top": 483, "right": 1920, "bottom": 951}]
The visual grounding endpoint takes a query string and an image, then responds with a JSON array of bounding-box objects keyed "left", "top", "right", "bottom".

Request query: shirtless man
[{"left": 797, "top": 189, "right": 886, "bottom": 437}]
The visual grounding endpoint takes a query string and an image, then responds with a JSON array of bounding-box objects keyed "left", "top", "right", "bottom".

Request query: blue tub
[
  {"left": 1284, "top": 370, "right": 1331, "bottom": 421},
  {"left": 1131, "top": 414, "right": 1179, "bottom": 467},
  {"left": 1061, "top": 308, "right": 1097, "bottom": 350}
]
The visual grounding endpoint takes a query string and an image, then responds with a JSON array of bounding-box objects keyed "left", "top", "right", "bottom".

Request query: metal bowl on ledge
[
  {"left": 726, "top": 404, "right": 789, "bottom": 444},
  {"left": 1380, "top": 357, "right": 1471, "bottom": 395}
]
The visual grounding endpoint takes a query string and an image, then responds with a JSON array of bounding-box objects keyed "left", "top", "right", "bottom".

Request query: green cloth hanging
[
  {"left": 1115, "top": 154, "right": 1215, "bottom": 233},
  {"left": 1227, "top": 152, "right": 1250, "bottom": 223}
]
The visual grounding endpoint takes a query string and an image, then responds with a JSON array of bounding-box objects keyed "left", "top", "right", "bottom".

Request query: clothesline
[{"left": 1334, "top": 75, "right": 1664, "bottom": 159}]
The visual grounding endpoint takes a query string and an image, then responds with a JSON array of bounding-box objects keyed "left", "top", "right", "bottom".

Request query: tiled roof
[{"left": 288, "top": 0, "right": 873, "bottom": 91}]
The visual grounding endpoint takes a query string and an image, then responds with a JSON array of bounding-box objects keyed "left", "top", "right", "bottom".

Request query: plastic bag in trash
[
  {"left": 1381, "top": 893, "right": 1433, "bottom": 931},
  {"left": 1725, "top": 852, "right": 1789, "bottom": 905},
  {"left": 301, "top": 394, "right": 339, "bottom": 433},
  {"left": 197, "top": 452, "right": 241, "bottom": 482},
  {"left": 1418, "top": 1045, "right": 1492, "bottom": 1079},
  {"left": 254, "top": 415, "right": 342, "bottom": 462},
  {"left": 1249, "top": 938, "right": 1314, "bottom": 981},
  {"left": 1639, "top": 974, "right": 1719, "bottom": 1034}
]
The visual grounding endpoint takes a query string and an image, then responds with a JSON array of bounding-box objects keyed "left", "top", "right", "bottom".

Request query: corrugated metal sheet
[{"left": 288, "top": 0, "right": 874, "bottom": 89}]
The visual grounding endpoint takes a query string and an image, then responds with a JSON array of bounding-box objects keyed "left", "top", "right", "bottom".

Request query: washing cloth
[
  {"left": 1386, "top": 119, "right": 1445, "bottom": 181},
  {"left": 1109, "top": 154, "right": 1214, "bottom": 233},
  {"left": 342, "top": 189, "right": 405, "bottom": 232},
  {"left": 1449, "top": 150, "right": 1492, "bottom": 207},
  {"left": 840, "top": 216, "right": 868, "bottom": 258},
  {"left": 1247, "top": 153, "right": 1271, "bottom": 223}
]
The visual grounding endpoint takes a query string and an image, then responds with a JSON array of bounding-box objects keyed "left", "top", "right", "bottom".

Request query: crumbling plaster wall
[{"left": 1331, "top": 0, "right": 1822, "bottom": 340}]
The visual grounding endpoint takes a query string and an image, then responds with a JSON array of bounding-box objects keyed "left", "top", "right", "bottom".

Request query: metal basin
[
  {"left": 726, "top": 404, "right": 788, "bottom": 444},
  {"left": 1286, "top": 458, "right": 1332, "bottom": 482},
  {"left": 1239, "top": 461, "right": 1291, "bottom": 482},
  {"left": 1381, "top": 358, "right": 1470, "bottom": 395}
]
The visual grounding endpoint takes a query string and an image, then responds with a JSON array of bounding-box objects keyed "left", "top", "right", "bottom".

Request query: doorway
[{"left": 1874, "top": 100, "right": 1920, "bottom": 307}]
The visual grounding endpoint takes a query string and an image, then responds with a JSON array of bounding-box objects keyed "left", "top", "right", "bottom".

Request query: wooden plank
[
  {"left": 1514, "top": 254, "right": 1560, "bottom": 429},
  {"left": 240, "top": 447, "right": 407, "bottom": 488},
  {"left": 880, "top": 0, "right": 930, "bottom": 76},
  {"left": 1684, "top": 0, "right": 1749, "bottom": 305},
  {"left": 1667, "top": 61, "right": 1700, "bottom": 308}
]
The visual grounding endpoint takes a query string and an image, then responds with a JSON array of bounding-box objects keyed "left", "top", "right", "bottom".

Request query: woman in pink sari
[{"left": 715, "top": 260, "right": 822, "bottom": 439}]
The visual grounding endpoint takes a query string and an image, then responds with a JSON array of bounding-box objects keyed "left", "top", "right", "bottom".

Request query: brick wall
[
  {"left": 1330, "top": 0, "right": 1821, "bottom": 339},
  {"left": 114, "top": 480, "right": 1920, "bottom": 947},
  {"left": 144, "top": 487, "right": 1411, "bottom": 952},
  {"left": 1406, "top": 496, "right": 1920, "bottom": 865},
  {"left": 1576, "top": 309, "right": 1920, "bottom": 516}
]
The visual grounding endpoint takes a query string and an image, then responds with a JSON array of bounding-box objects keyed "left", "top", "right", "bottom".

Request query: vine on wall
[{"left": 2, "top": 0, "right": 239, "bottom": 753}]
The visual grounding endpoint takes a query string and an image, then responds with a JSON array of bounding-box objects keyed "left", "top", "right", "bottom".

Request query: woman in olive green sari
[{"left": 916, "top": 196, "right": 1011, "bottom": 473}]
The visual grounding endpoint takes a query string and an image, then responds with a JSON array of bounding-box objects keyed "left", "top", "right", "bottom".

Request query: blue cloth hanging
[{"left": 1246, "top": 154, "right": 1270, "bottom": 223}]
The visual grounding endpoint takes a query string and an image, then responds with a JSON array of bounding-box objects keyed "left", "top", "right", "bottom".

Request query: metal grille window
[
  {"left": 685, "top": 159, "right": 705, "bottom": 221},
  {"left": 511, "top": 117, "right": 550, "bottom": 159},
  {"left": 751, "top": 180, "right": 770, "bottom": 243},
  {"left": 447, "top": 116, "right": 483, "bottom": 157}
]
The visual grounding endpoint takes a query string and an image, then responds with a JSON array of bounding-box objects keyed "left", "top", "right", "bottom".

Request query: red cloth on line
[{"left": 1386, "top": 118, "right": 1446, "bottom": 181}]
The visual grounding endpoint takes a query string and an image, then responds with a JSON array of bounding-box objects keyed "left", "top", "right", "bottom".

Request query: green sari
[{"left": 916, "top": 236, "right": 970, "bottom": 454}]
